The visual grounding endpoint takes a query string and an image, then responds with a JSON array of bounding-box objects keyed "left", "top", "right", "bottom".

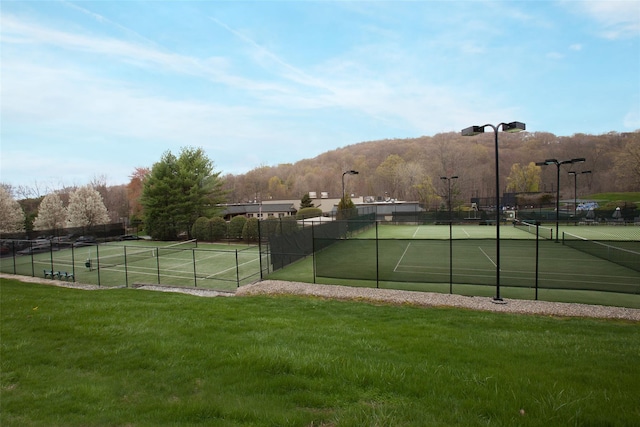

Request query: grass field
[{"left": 1, "top": 278, "right": 639, "bottom": 426}]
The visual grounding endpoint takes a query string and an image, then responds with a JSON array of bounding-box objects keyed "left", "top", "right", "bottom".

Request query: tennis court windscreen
[{"left": 562, "top": 232, "right": 640, "bottom": 272}]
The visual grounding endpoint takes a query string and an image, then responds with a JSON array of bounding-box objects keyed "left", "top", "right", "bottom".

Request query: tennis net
[
  {"left": 94, "top": 239, "right": 198, "bottom": 269},
  {"left": 562, "top": 232, "right": 640, "bottom": 272},
  {"left": 513, "top": 220, "right": 553, "bottom": 240}
]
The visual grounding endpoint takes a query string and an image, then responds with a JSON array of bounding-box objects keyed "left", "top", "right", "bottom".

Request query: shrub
[
  {"left": 296, "top": 207, "right": 322, "bottom": 220},
  {"left": 210, "top": 217, "right": 227, "bottom": 241},
  {"left": 228, "top": 216, "right": 247, "bottom": 240},
  {"left": 191, "top": 217, "right": 212, "bottom": 241},
  {"left": 242, "top": 217, "right": 259, "bottom": 242}
]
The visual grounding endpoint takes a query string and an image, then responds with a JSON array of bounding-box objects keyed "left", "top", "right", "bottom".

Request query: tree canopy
[
  {"left": 33, "top": 192, "right": 67, "bottom": 231},
  {"left": 66, "top": 185, "right": 110, "bottom": 228},
  {"left": 141, "top": 147, "right": 225, "bottom": 240},
  {"left": 0, "top": 186, "right": 25, "bottom": 233}
]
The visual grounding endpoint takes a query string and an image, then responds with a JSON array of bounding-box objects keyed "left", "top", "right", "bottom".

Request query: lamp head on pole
[
  {"left": 502, "top": 121, "right": 526, "bottom": 133},
  {"left": 461, "top": 125, "right": 485, "bottom": 136}
]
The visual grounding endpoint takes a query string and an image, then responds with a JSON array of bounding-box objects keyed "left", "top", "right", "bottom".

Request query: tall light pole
[
  {"left": 568, "top": 170, "right": 592, "bottom": 220},
  {"left": 535, "top": 158, "right": 585, "bottom": 242},
  {"left": 462, "top": 121, "right": 526, "bottom": 302},
  {"left": 342, "top": 170, "right": 359, "bottom": 205},
  {"left": 440, "top": 176, "right": 458, "bottom": 220},
  {"left": 440, "top": 175, "right": 458, "bottom": 293}
]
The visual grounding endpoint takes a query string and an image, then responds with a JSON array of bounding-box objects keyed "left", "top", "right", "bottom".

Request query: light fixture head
[
  {"left": 502, "top": 121, "right": 526, "bottom": 133},
  {"left": 544, "top": 159, "right": 558, "bottom": 165},
  {"left": 461, "top": 125, "right": 484, "bottom": 136},
  {"left": 571, "top": 158, "right": 586, "bottom": 164}
]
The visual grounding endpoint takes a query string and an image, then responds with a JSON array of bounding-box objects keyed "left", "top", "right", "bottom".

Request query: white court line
[
  {"left": 412, "top": 226, "right": 420, "bottom": 238},
  {"left": 394, "top": 242, "right": 412, "bottom": 272},
  {"left": 479, "top": 247, "right": 497, "bottom": 268},
  {"left": 462, "top": 228, "right": 470, "bottom": 237}
]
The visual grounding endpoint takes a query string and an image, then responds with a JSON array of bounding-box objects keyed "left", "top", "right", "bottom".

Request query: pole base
[{"left": 492, "top": 297, "right": 507, "bottom": 304}]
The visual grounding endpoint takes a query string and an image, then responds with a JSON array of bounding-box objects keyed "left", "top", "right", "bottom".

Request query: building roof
[{"left": 219, "top": 203, "right": 296, "bottom": 216}]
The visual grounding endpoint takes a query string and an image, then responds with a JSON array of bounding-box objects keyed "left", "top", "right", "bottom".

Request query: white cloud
[{"left": 565, "top": 1, "right": 640, "bottom": 39}]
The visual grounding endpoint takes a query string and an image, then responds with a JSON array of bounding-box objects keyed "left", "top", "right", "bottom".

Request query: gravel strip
[
  {"left": 236, "top": 280, "right": 640, "bottom": 321},
  {"left": 3, "top": 273, "right": 638, "bottom": 321}
]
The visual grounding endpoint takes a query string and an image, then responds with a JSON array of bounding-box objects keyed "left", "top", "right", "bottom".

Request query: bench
[
  {"left": 59, "top": 271, "right": 75, "bottom": 281},
  {"left": 43, "top": 270, "right": 74, "bottom": 281}
]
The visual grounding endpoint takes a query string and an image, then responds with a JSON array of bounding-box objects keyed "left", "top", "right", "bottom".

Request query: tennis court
[
  {"left": 312, "top": 223, "right": 640, "bottom": 295},
  {"left": 1, "top": 240, "right": 262, "bottom": 292}
]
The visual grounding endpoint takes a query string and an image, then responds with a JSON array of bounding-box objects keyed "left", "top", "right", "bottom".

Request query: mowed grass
[{"left": 1, "top": 278, "right": 639, "bottom": 427}]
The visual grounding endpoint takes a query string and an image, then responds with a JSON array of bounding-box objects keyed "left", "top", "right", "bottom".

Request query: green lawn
[{"left": 1, "top": 278, "right": 639, "bottom": 426}]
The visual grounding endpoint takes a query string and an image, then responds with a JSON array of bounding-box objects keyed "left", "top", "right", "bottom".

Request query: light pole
[
  {"left": 568, "top": 170, "right": 592, "bottom": 220},
  {"left": 535, "top": 158, "right": 585, "bottom": 242},
  {"left": 440, "top": 176, "right": 458, "bottom": 220},
  {"left": 462, "top": 121, "right": 526, "bottom": 302},
  {"left": 341, "top": 170, "right": 359, "bottom": 205},
  {"left": 440, "top": 175, "right": 458, "bottom": 293}
]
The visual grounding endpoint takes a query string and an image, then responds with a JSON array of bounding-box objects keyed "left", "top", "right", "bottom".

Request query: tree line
[{"left": 2, "top": 130, "right": 639, "bottom": 238}]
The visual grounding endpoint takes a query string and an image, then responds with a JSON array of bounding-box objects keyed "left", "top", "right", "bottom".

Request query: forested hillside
[{"left": 222, "top": 131, "right": 640, "bottom": 207}]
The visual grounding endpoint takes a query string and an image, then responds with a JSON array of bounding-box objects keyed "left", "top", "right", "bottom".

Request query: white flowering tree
[
  {"left": 33, "top": 192, "right": 68, "bottom": 231},
  {"left": 66, "top": 185, "right": 110, "bottom": 228},
  {"left": 0, "top": 186, "right": 25, "bottom": 233}
]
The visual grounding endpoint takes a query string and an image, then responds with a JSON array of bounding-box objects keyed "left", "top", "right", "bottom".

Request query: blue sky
[{"left": 1, "top": 1, "right": 639, "bottom": 190}]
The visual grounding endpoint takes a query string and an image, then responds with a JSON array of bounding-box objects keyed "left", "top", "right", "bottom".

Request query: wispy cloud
[{"left": 565, "top": 0, "right": 640, "bottom": 39}]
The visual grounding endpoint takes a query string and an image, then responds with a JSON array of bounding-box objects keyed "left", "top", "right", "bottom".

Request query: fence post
[
  {"left": 124, "top": 246, "right": 129, "bottom": 288},
  {"left": 30, "top": 242, "right": 35, "bottom": 277},
  {"left": 12, "top": 241, "right": 17, "bottom": 274},
  {"left": 192, "top": 249, "right": 197, "bottom": 287},
  {"left": 235, "top": 249, "right": 240, "bottom": 288},
  {"left": 96, "top": 244, "right": 101, "bottom": 287},
  {"left": 156, "top": 247, "right": 160, "bottom": 284},
  {"left": 312, "top": 222, "right": 316, "bottom": 284},
  {"left": 535, "top": 222, "right": 540, "bottom": 300},
  {"left": 375, "top": 221, "right": 380, "bottom": 289},
  {"left": 449, "top": 220, "right": 453, "bottom": 294}
]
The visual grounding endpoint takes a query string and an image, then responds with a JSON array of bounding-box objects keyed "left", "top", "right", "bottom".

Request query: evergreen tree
[
  {"left": 141, "top": 147, "right": 225, "bottom": 240},
  {"left": 337, "top": 195, "right": 357, "bottom": 220},
  {"left": 300, "top": 193, "right": 314, "bottom": 209}
]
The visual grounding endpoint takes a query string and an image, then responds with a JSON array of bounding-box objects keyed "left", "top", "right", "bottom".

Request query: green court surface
[
  {"left": 313, "top": 223, "right": 640, "bottom": 296},
  {"left": 1, "top": 241, "right": 262, "bottom": 292}
]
